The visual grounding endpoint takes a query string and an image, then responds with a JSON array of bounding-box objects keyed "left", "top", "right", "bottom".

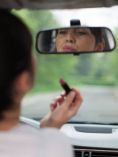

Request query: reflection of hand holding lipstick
[{"left": 59, "top": 79, "right": 72, "bottom": 94}]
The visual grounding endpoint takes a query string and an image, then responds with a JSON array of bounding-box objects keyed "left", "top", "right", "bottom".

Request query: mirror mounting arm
[{"left": 70, "top": 19, "right": 81, "bottom": 26}]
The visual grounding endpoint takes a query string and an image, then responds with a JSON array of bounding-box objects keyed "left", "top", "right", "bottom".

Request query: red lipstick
[
  {"left": 63, "top": 45, "right": 77, "bottom": 52},
  {"left": 60, "top": 79, "right": 72, "bottom": 94}
]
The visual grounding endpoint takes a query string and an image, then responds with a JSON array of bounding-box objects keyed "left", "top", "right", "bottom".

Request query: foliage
[{"left": 12, "top": 10, "right": 118, "bottom": 93}]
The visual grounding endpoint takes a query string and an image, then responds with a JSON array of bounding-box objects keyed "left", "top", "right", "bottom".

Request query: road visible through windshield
[{"left": 21, "top": 85, "right": 118, "bottom": 124}]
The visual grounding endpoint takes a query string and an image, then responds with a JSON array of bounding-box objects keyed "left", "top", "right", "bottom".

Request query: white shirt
[{"left": 0, "top": 124, "right": 73, "bottom": 157}]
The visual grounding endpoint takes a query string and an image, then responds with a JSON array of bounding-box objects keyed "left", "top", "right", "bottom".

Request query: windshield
[{"left": 14, "top": 6, "right": 118, "bottom": 124}]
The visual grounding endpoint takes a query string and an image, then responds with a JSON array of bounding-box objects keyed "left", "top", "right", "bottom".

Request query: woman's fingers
[
  {"left": 50, "top": 95, "right": 65, "bottom": 111},
  {"left": 68, "top": 90, "right": 83, "bottom": 116},
  {"left": 50, "top": 89, "right": 83, "bottom": 118},
  {"left": 43, "top": 89, "right": 83, "bottom": 128},
  {"left": 62, "top": 91, "right": 76, "bottom": 108}
]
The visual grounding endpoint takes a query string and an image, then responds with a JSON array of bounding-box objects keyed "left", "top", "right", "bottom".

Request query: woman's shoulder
[
  {"left": 15, "top": 123, "right": 67, "bottom": 139},
  {"left": 4, "top": 124, "right": 73, "bottom": 157},
  {"left": 18, "top": 124, "right": 71, "bottom": 145}
]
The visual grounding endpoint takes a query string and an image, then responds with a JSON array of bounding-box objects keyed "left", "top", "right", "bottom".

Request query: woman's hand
[{"left": 40, "top": 89, "right": 83, "bottom": 128}]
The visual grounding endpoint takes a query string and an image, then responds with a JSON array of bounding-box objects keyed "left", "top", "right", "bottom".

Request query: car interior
[{"left": 1, "top": 0, "right": 118, "bottom": 156}]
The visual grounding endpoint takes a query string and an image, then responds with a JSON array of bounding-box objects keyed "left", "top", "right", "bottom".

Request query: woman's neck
[{"left": 0, "top": 107, "right": 20, "bottom": 131}]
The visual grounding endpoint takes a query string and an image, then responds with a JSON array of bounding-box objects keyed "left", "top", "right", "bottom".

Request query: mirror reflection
[{"left": 36, "top": 27, "right": 116, "bottom": 54}]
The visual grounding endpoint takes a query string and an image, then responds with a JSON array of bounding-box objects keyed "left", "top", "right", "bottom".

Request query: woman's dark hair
[
  {"left": 90, "top": 28, "right": 103, "bottom": 44},
  {"left": 0, "top": 9, "right": 32, "bottom": 119}
]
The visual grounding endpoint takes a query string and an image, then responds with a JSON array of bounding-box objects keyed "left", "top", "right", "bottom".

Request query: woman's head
[
  {"left": 0, "top": 9, "right": 33, "bottom": 118},
  {"left": 55, "top": 27, "right": 105, "bottom": 53}
]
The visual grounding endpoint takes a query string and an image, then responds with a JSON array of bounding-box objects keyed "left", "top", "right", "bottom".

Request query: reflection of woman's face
[{"left": 56, "top": 28, "right": 103, "bottom": 53}]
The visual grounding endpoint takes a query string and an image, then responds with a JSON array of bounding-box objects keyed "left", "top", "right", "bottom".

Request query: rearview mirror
[{"left": 36, "top": 27, "right": 116, "bottom": 54}]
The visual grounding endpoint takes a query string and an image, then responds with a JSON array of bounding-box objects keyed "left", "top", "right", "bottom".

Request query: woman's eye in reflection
[
  {"left": 76, "top": 31, "right": 87, "bottom": 36},
  {"left": 58, "top": 30, "right": 67, "bottom": 35}
]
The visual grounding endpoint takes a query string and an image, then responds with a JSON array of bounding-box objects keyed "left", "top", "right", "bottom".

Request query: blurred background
[{"left": 13, "top": 7, "right": 118, "bottom": 124}]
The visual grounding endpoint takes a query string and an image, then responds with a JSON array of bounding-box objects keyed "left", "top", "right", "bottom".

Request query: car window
[{"left": 13, "top": 7, "right": 118, "bottom": 124}]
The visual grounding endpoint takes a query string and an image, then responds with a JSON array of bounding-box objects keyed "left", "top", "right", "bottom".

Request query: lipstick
[
  {"left": 63, "top": 46, "right": 77, "bottom": 52},
  {"left": 60, "top": 79, "right": 72, "bottom": 94}
]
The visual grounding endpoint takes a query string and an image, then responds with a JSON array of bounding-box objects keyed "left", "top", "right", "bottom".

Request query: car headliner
[{"left": 0, "top": 0, "right": 118, "bottom": 9}]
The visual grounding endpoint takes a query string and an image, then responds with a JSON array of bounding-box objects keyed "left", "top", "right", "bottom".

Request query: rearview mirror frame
[{"left": 36, "top": 26, "right": 116, "bottom": 55}]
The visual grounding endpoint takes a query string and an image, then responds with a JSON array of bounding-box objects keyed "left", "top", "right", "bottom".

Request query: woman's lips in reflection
[{"left": 63, "top": 45, "right": 77, "bottom": 52}]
